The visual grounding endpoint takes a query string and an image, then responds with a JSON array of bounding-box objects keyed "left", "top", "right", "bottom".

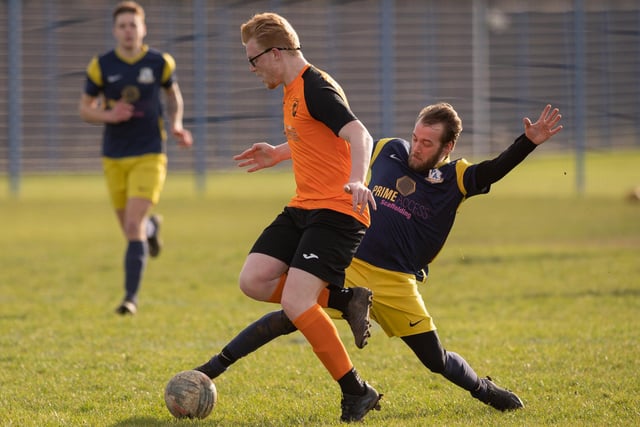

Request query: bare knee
[
  {"left": 239, "top": 253, "right": 288, "bottom": 301},
  {"left": 279, "top": 273, "right": 322, "bottom": 320},
  {"left": 123, "top": 220, "right": 144, "bottom": 240},
  {"left": 238, "top": 268, "right": 265, "bottom": 299}
]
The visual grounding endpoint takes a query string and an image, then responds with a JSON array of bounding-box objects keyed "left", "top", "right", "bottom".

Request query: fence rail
[{"left": 2, "top": 0, "right": 639, "bottom": 182}]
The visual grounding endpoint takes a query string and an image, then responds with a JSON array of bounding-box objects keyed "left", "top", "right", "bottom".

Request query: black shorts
[{"left": 250, "top": 207, "right": 366, "bottom": 287}]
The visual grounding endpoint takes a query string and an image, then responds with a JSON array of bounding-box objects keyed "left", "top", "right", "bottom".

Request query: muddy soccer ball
[{"left": 164, "top": 370, "right": 217, "bottom": 419}]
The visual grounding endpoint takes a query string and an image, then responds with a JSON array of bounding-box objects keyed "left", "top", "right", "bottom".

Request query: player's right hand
[
  {"left": 108, "top": 101, "right": 134, "bottom": 123},
  {"left": 344, "top": 181, "right": 377, "bottom": 213},
  {"left": 233, "top": 142, "right": 278, "bottom": 172}
]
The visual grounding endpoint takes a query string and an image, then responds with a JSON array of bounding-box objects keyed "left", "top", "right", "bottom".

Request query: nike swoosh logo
[
  {"left": 107, "top": 74, "right": 122, "bottom": 83},
  {"left": 302, "top": 253, "right": 319, "bottom": 260},
  {"left": 390, "top": 154, "right": 402, "bottom": 161},
  {"left": 409, "top": 319, "right": 425, "bottom": 327}
]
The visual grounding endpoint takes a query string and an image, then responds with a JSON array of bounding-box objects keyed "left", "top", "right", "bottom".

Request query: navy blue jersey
[
  {"left": 355, "top": 137, "right": 490, "bottom": 276},
  {"left": 84, "top": 45, "right": 175, "bottom": 158}
]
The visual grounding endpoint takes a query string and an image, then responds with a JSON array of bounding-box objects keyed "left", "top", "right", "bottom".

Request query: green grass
[{"left": 1, "top": 150, "right": 639, "bottom": 426}]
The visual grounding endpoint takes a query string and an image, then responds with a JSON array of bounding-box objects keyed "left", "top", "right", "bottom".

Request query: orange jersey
[{"left": 283, "top": 65, "right": 370, "bottom": 227}]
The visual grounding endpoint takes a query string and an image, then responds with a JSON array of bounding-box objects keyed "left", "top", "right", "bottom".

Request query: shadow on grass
[
  {"left": 110, "top": 418, "right": 176, "bottom": 427},
  {"left": 110, "top": 417, "right": 307, "bottom": 427}
]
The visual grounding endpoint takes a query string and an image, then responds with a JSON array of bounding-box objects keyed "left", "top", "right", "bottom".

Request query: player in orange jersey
[{"left": 229, "top": 12, "right": 381, "bottom": 423}]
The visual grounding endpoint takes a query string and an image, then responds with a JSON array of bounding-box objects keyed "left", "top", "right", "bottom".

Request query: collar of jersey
[
  {"left": 115, "top": 44, "right": 149, "bottom": 65},
  {"left": 435, "top": 155, "right": 451, "bottom": 168}
]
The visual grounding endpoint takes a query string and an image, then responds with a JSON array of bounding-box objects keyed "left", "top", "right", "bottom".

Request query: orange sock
[
  {"left": 317, "top": 288, "right": 329, "bottom": 307},
  {"left": 267, "top": 274, "right": 287, "bottom": 303},
  {"left": 292, "top": 304, "right": 352, "bottom": 380}
]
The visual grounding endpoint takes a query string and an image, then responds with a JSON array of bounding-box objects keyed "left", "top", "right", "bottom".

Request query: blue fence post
[
  {"left": 193, "top": 0, "right": 208, "bottom": 192},
  {"left": 472, "top": 0, "right": 490, "bottom": 158},
  {"left": 637, "top": 9, "right": 640, "bottom": 147},
  {"left": 380, "top": 0, "right": 395, "bottom": 138},
  {"left": 516, "top": 12, "right": 531, "bottom": 126},
  {"left": 574, "top": 0, "right": 586, "bottom": 196},
  {"left": 7, "top": 0, "right": 22, "bottom": 197},
  {"left": 46, "top": 1, "right": 59, "bottom": 170}
]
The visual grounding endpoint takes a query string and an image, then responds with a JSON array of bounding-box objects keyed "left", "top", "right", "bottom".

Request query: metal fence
[{"left": 2, "top": 0, "right": 639, "bottom": 183}]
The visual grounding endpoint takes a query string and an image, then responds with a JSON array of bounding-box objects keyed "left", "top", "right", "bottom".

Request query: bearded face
[{"left": 408, "top": 122, "right": 452, "bottom": 174}]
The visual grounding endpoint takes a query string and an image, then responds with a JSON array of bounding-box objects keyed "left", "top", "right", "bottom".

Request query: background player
[
  {"left": 196, "top": 103, "right": 563, "bottom": 412},
  {"left": 78, "top": 1, "right": 192, "bottom": 315}
]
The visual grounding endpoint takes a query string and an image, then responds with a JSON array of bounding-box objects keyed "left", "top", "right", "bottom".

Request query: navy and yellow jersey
[
  {"left": 84, "top": 45, "right": 176, "bottom": 158},
  {"left": 354, "top": 137, "right": 490, "bottom": 276}
]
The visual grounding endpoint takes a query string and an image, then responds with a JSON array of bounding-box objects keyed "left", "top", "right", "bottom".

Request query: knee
[
  {"left": 238, "top": 270, "right": 260, "bottom": 299},
  {"left": 425, "top": 351, "right": 447, "bottom": 374},
  {"left": 123, "top": 219, "right": 144, "bottom": 240},
  {"left": 403, "top": 332, "right": 446, "bottom": 373},
  {"left": 238, "top": 267, "right": 275, "bottom": 301},
  {"left": 422, "top": 341, "right": 447, "bottom": 373}
]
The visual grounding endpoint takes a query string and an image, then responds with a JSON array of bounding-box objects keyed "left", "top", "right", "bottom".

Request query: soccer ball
[{"left": 164, "top": 370, "right": 217, "bottom": 419}]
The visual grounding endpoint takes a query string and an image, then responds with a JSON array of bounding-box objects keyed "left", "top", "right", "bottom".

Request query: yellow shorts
[
  {"left": 344, "top": 257, "right": 436, "bottom": 338},
  {"left": 102, "top": 153, "right": 167, "bottom": 210}
]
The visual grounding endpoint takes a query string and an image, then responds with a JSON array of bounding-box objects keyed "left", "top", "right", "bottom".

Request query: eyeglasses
[{"left": 248, "top": 47, "right": 301, "bottom": 67}]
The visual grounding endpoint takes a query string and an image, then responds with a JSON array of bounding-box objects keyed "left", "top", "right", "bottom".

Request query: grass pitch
[{"left": 1, "top": 150, "right": 639, "bottom": 426}]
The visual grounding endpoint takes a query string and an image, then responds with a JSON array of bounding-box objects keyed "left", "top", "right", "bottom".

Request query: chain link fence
[{"left": 1, "top": 0, "right": 639, "bottom": 180}]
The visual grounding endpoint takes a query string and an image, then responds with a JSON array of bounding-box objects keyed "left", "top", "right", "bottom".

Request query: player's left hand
[
  {"left": 172, "top": 128, "right": 193, "bottom": 148},
  {"left": 523, "top": 104, "right": 563, "bottom": 145},
  {"left": 344, "top": 182, "right": 377, "bottom": 214}
]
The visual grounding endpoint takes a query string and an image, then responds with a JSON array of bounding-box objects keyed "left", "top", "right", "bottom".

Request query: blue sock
[
  {"left": 442, "top": 351, "right": 483, "bottom": 394},
  {"left": 124, "top": 240, "right": 147, "bottom": 303}
]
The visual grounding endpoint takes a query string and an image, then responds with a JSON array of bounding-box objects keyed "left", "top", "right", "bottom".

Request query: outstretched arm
[{"left": 474, "top": 104, "right": 563, "bottom": 189}]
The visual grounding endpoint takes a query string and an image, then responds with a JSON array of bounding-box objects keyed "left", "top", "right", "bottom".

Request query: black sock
[
  {"left": 338, "top": 368, "right": 366, "bottom": 396},
  {"left": 195, "top": 310, "right": 297, "bottom": 379},
  {"left": 327, "top": 285, "right": 351, "bottom": 313},
  {"left": 195, "top": 349, "right": 235, "bottom": 379},
  {"left": 124, "top": 240, "right": 146, "bottom": 303},
  {"left": 470, "top": 378, "right": 488, "bottom": 401}
]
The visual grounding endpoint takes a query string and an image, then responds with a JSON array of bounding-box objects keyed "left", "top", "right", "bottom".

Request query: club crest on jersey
[
  {"left": 137, "top": 67, "right": 155, "bottom": 84},
  {"left": 396, "top": 176, "right": 416, "bottom": 196},
  {"left": 291, "top": 99, "right": 299, "bottom": 117},
  {"left": 121, "top": 85, "right": 140, "bottom": 103},
  {"left": 426, "top": 168, "right": 444, "bottom": 183}
]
